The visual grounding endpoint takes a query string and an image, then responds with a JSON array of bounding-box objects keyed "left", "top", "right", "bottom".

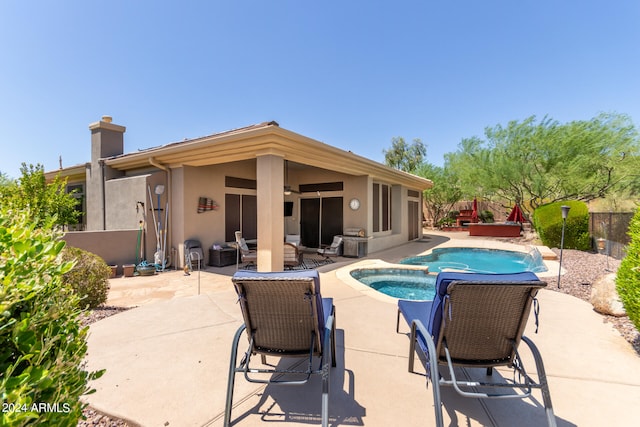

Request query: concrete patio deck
[{"left": 83, "top": 233, "right": 640, "bottom": 426}]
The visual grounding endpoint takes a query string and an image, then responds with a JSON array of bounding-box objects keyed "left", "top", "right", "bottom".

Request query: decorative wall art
[{"left": 197, "top": 197, "right": 219, "bottom": 213}]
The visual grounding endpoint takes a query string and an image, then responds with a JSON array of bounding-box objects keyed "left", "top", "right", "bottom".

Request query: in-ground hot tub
[{"left": 350, "top": 268, "right": 436, "bottom": 300}]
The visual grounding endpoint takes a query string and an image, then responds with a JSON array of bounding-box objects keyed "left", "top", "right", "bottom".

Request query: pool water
[
  {"left": 350, "top": 268, "right": 436, "bottom": 300},
  {"left": 399, "top": 247, "right": 547, "bottom": 274},
  {"left": 350, "top": 247, "right": 546, "bottom": 300}
]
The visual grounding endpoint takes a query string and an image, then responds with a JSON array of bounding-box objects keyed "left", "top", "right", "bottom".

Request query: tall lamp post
[{"left": 557, "top": 205, "right": 570, "bottom": 288}]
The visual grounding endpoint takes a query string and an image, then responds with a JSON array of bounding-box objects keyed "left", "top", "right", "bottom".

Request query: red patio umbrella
[
  {"left": 471, "top": 197, "right": 479, "bottom": 223},
  {"left": 507, "top": 204, "right": 526, "bottom": 223}
]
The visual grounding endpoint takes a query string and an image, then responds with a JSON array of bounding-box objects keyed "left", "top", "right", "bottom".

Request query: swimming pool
[
  {"left": 350, "top": 268, "right": 436, "bottom": 300},
  {"left": 399, "top": 247, "right": 547, "bottom": 274}
]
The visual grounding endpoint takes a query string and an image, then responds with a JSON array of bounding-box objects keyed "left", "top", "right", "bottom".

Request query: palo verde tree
[
  {"left": 0, "top": 163, "right": 79, "bottom": 228},
  {"left": 382, "top": 136, "right": 464, "bottom": 226},
  {"left": 383, "top": 137, "right": 427, "bottom": 173},
  {"left": 445, "top": 113, "right": 640, "bottom": 215},
  {"left": 414, "top": 162, "right": 462, "bottom": 227}
]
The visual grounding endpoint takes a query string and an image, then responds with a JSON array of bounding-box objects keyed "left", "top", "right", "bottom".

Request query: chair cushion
[
  {"left": 238, "top": 238, "right": 250, "bottom": 252},
  {"left": 398, "top": 299, "right": 433, "bottom": 354},
  {"left": 428, "top": 271, "right": 539, "bottom": 346},
  {"left": 321, "top": 297, "right": 334, "bottom": 344}
]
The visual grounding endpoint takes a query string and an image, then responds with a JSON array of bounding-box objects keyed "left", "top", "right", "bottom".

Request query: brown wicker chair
[
  {"left": 397, "top": 272, "right": 556, "bottom": 427},
  {"left": 283, "top": 242, "right": 303, "bottom": 267},
  {"left": 224, "top": 270, "right": 336, "bottom": 427}
]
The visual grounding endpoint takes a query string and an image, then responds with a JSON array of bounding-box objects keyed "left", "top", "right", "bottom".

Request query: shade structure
[
  {"left": 507, "top": 204, "right": 526, "bottom": 223},
  {"left": 471, "top": 197, "right": 479, "bottom": 223}
]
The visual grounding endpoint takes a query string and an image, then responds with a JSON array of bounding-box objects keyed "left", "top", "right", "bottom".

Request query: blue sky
[{"left": 1, "top": 1, "right": 639, "bottom": 178}]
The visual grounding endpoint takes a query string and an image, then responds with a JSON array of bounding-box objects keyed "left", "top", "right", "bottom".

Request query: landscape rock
[{"left": 590, "top": 273, "right": 626, "bottom": 317}]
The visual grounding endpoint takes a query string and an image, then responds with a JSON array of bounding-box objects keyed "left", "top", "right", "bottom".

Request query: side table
[{"left": 208, "top": 248, "right": 236, "bottom": 267}]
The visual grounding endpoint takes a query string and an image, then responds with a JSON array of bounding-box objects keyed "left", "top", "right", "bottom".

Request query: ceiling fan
[{"left": 284, "top": 160, "right": 300, "bottom": 195}]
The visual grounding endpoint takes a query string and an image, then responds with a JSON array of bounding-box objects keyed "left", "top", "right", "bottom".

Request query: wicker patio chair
[
  {"left": 317, "top": 236, "right": 342, "bottom": 259},
  {"left": 283, "top": 242, "right": 303, "bottom": 267},
  {"left": 396, "top": 271, "right": 556, "bottom": 427},
  {"left": 234, "top": 231, "right": 257, "bottom": 267},
  {"left": 224, "top": 270, "right": 336, "bottom": 427}
]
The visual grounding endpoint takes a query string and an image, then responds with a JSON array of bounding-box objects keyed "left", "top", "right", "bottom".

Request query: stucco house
[{"left": 46, "top": 116, "right": 432, "bottom": 272}]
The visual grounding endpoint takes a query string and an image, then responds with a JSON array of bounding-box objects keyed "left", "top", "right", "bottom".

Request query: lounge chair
[
  {"left": 396, "top": 271, "right": 556, "bottom": 427},
  {"left": 224, "top": 270, "right": 337, "bottom": 427},
  {"left": 317, "top": 236, "right": 342, "bottom": 259},
  {"left": 234, "top": 231, "right": 257, "bottom": 267}
]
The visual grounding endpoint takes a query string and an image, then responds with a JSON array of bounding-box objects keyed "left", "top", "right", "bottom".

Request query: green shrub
[
  {"left": 479, "top": 210, "right": 494, "bottom": 223},
  {"left": 532, "top": 201, "right": 591, "bottom": 250},
  {"left": 616, "top": 206, "right": 640, "bottom": 332},
  {"left": 61, "top": 247, "right": 111, "bottom": 310},
  {"left": 438, "top": 217, "right": 455, "bottom": 227},
  {"left": 0, "top": 209, "right": 102, "bottom": 426}
]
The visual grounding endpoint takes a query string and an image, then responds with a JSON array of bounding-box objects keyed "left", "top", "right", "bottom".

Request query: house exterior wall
[
  {"left": 77, "top": 169, "right": 168, "bottom": 264},
  {"left": 366, "top": 185, "right": 423, "bottom": 253},
  {"left": 51, "top": 118, "right": 432, "bottom": 271},
  {"left": 168, "top": 162, "right": 424, "bottom": 267},
  {"left": 285, "top": 169, "right": 370, "bottom": 236},
  {"left": 62, "top": 229, "right": 139, "bottom": 275},
  {"left": 172, "top": 161, "right": 258, "bottom": 266},
  {"left": 105, "top": 175, "right": 149, "bottom": 230}
]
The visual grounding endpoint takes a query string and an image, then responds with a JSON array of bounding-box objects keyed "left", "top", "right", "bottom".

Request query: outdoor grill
[{"left": 341, "top": 227, "right": 369, "bottom": 258}]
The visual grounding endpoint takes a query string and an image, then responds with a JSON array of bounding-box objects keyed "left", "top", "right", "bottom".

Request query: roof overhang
[
  {"left": 105, "top": 122, "right": 433, "bottom": 190},
  {"left": 44, "top": 163, "right": 87, "bottom": 182}
]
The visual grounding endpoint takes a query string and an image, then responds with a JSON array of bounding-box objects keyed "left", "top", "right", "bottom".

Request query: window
[
  {"left": 225, "top": 194, "right": 257, "bottom": 242},
  {"left": 372, "top": 183, "right": 391, "bottom": 232},
  {"left": 66, "top": 183, "right": 85, "bottom": 229}
]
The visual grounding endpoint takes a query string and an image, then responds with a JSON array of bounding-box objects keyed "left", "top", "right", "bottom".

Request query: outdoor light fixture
[
  {"left": 557, "top": 205, "right": 570, "bottom": 288},
  {"left": 599, "top": 221, "right": 611, "bottom": 272}
]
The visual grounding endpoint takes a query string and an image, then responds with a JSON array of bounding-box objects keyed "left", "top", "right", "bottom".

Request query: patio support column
[{"left": 256, "top": 154, "right": 284, "bottom": 271}]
